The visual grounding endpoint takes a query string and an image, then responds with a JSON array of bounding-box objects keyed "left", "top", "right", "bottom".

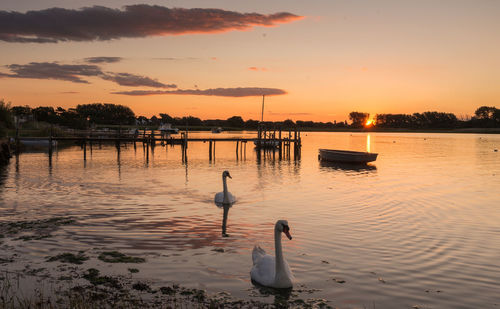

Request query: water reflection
[
  {"left": 251, "top": 282, "right": 292, "bottom": 305},
  {"left": 215, "top": 202, "right": 233, "bottom": 237},
  {"left": 319, "top": 160, "right": 377, "bottom": 172},
  {"left": 0, "top": 164, "right": 7, "bottom": 191},
  {"left": 3, "top": 132, "right": 500, "bottom": 308}
]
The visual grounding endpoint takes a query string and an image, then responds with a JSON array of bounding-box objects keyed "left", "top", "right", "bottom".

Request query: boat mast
[{"left": 261, "top": 95, "right": 265, "bottom": 122}]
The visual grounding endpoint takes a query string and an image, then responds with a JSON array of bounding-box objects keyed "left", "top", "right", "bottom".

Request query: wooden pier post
[
  {"left": 278, "top": 128, "right": 282, "bottom": 159},
  {"left": 236, "top": 140, "right": 239, "bottom": 157},
  {"left": 209, "top": 140, "right": 213, "bottom": 160},
  {"left": 257, "top": 126, "right": 262, "bottom": 149},
  {"left": 48, "top": 125, "right": 53, "bottom": 157},
  {"left": 83, "top": 138, "right": 87, "bottom": 161},
  {"left": 15, "top": 127, "right": 20, "bottom": 155},
  {"left": 294, "top": 128, "right": 297, "bottom": 154},
  {"left": 89, "top": 127, "right": 93, "bottom": 155}
]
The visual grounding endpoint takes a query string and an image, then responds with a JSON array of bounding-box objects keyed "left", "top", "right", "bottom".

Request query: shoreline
[
  {"left": 92, "top": 125, "right": 500, "bottom": 134},
  {"left": 0, "top": 139, "right": 12, "bottom": 166}
]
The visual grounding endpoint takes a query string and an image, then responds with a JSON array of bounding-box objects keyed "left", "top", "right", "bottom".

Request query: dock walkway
[{"left": 14, "top": 126, "right": 302, "bottom": 161}]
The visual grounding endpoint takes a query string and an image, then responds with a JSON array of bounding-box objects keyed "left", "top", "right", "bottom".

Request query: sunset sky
[{"left": 1, "top": 0, "right": 499, "bottom": 122}]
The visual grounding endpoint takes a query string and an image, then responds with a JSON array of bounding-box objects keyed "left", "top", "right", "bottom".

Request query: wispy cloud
[
  {"left": 0, "top": 5, "right": 303, "bottom": 43},
  {"left": 248, "top": 67, "right": 268, "bottom": 71},
  {"left": 3, "top": 62, "right": 102, "bottom": 83},
  {"left": 113, "top": 87, "right": 287, "bottom": 97},
  {"left": 152, "top": 57, "right": 200, "bottom": 61},
  {"left": 1, "top": 62, "right": 175, "bottom": 88},
  {"left": 84, "top": 57, "right": 123, "bottom": 64},
  {"left": 101, "top": 72, "right": 177, "bottom": 88}
]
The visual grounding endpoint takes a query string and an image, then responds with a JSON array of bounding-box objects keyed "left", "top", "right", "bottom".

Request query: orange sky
[{"left": 1, "top": 0, "right": 499, "bottom": 122}]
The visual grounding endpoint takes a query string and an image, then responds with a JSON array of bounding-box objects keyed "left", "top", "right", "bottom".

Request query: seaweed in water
[
  {"left": 82, "top": 268, "right": 122, "bottom": 289},
  {"left": 98, "top": 251, "right": 145, "bottom": 263},
  {"left": 47, "top": 252, "right": 89, "bottom": 264}
]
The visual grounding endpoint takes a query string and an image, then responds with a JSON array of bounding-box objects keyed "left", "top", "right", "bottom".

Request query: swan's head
[
  {"left": 275, "top": 219, "right": 292, "bottom": 240},
  {"left": 222, "top": 170, "right": 232, "bottom": 179}
]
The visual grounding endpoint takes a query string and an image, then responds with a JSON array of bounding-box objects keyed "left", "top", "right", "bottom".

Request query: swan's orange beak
[{"left": 283, "top": 226, "right": 292, "bottom": 240}]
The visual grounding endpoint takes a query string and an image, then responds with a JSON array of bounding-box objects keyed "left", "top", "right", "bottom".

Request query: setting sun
[{"left": 365, "top": 119, "right": 374, "bottom": 127}]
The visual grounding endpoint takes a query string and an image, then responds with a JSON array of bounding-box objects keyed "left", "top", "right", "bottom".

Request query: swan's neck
[
  {"left": 222, "top": 176, "right": 229, "bottom": 203},
  {"left": 274, "top": 228, "right": 286, "bottom": 279}
]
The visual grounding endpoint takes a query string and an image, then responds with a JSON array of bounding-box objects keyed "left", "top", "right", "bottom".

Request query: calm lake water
[{"left": 1, "top": 131, "right": 499, "bottom": 308}]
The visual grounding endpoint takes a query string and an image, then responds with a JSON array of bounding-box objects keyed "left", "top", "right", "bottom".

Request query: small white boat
[
  {"left": 158, "top": 123, "right": 179, "bottom": 134},
  {"left": 212, "top": 127, "right": 223, "bottom": 133},
  {"left": 319, "top": 149, "right": 378, "bottom": 163},
  {"left": 128, "top": 128, "right": 139, "bottom": 136}
]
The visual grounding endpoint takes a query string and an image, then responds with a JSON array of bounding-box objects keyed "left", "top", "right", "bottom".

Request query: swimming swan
[
  {"left": 251, "top": 220, "right": 294, "bottom": 288},
  {"left": 214, "top": 170, "right": 236, "bottom": 205}
]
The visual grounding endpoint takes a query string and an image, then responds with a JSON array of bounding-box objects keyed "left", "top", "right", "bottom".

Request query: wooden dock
[{"left": 14, "top": 125, "right": 301, "bottom": 162}]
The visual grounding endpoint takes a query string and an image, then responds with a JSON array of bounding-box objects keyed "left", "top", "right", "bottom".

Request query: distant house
[{"left": 14, "top": 115, "right": 33, "bottom": 126}]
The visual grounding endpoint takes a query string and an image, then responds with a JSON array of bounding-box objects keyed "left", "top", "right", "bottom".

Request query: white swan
[
  {"left": 251, "top": 220, "right": 294, "bottom": 289},
  {"left": 214, "top": 170, "right": 236, "bottom": 205}
]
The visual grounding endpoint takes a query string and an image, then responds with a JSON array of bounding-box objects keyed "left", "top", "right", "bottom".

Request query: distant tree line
[
  {"left": 373, "top": 106, "right": 499, "bottom": 129},
  {"left": 1, "top": 101, "right": 499, "bottom": 136},
  {"left": 0, "top": 99, "right": 14, "bottom": 137}
]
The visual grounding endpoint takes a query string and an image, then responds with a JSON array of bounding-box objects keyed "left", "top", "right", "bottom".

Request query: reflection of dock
[{"left": 14, "top": 126, "right": 301, "bottom": 161}]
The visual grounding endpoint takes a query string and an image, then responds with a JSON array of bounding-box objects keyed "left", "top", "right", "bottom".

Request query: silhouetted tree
[
  {"left": 150, "top": 115, "right": 160, "bottom": 126},
  {"left": 0, "top": 100, "right": 14, "bottom": 136},
  {"left": 349, "top": 112, "right": 369, "bottom": 128},
  {"left": 184, "top": 116, "right": 203, "bottom": 126},
  {"left": 226, "top": 116, "right": 244, "bottom": 128},
  {"left": 282, "top": 119, "right": 295, "bottom": 128},
  {"left": 475, "top": 106, "right": 496, "bottom": 120},
  {"left": 76, "top": 103, "right": 135, "bottom": 125},
  {"left": 244, "top": 119, "right": 259, "bottom": 129},
  {"left": 32, "top": 106, "right": 57, "bottom": 123},
  {"left": 136, "top": 116, "right": 149, "bottom": 125},
  {"left": 11, "top": 105, "right": 32, "bottom": 116},
  {"left": 159, "top": 113, "right": 174, "bottom": 124}
]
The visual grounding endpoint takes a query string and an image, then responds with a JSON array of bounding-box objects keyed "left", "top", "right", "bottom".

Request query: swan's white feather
[
  {"left": 251, "top": 247, "right": 276, "bottom": 287},
  {"left": 250, "top": 220, "right": 294, "bottom": 289},
  {"left": 252, "top": 245, "right": 266, "bottom": 264},
  {"left": 214, "top": 191, "right": 235, "bottom": 204}
]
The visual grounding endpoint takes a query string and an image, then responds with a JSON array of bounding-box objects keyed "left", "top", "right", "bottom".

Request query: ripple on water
[{"left": 1, "top": 133, "right": 500, "bottom": 308}]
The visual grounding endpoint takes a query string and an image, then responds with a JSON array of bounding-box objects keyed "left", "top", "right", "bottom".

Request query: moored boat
[
  {"left": 318, "top": 149, "right": 378, "bottom": 163},
  {"left": 254, "top": 140, "right": 279, "bottom": 148},
  {"left": 158, "top": 123, "right": 179, "bottom": 134},
  {"left": 18, "top": 139, "right": 58, "bottom": 148}
]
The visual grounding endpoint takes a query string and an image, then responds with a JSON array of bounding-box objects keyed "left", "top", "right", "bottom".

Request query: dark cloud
[
  {"left": 101, "top": 73, "right": 177, "bottom": 88},
  {"left": 0, "top": 5, "right": 303, "bottom": 43},
  {"left": 4, "top": 62, "right": 103, "bottom": 83},
  {"left": 1, "top": 62, "right": 175, "bottom": 88},
  {"left": 84, "top": 57, "right": 123, "bottom": 63},
  {"left": 112, "top": 87, "right": 287, "bottom": 97}
]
